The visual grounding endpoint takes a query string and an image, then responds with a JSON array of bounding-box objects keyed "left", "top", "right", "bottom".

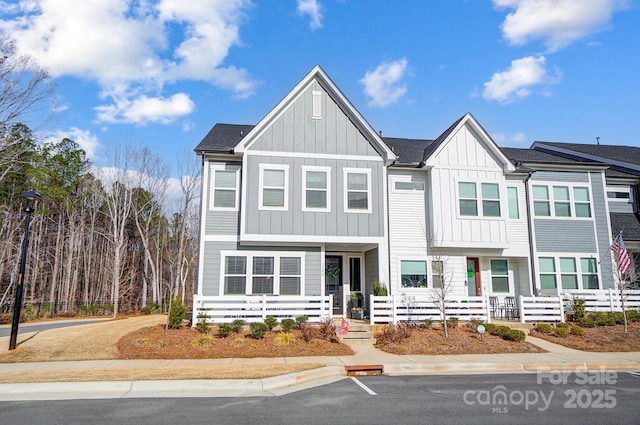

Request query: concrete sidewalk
[{"left": 1, "top": 336, "right": 640, "bottom": 401}]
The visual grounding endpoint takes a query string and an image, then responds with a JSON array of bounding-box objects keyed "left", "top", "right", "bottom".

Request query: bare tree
[
  {"left": 429, "top": 246, "right": 456, "bottom": 338},
  {"left": 0, "top": 32, "right": 56, "bottom": 185}
]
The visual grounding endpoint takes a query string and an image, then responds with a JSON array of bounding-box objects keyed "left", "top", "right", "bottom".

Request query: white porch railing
[
  {"left": 519, "top": 295, "right": 564, "bottom": 323},
  {"left": 562, "top": 289, "right": 640, "bottom": 312},
  {"left": 192, "top": 294, "right": 333, "bottom": 324},
  {"left": 369, "top": 294, "right": 489, "bottom": 325}
]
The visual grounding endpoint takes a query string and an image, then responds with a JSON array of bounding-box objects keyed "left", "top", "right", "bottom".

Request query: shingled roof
[
  {"left": 382, "top": 136, "right": 434, "bottom": 165},
  {"left": 536, "top": 142, "right": 640, "bottom": 166},
  {"left": 610, "top": 212, "right": 640, "bottom": 241},
  {"left": 501, "top": 147, "right": 604, "bottom": 166},
  {"left": 195, "top": 123, "right": 254, "bottom": 153}
]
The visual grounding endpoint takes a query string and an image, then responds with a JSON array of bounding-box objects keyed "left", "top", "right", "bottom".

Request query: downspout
[{"left": 524, "top": 170, "right": 537, "bottom": 296}]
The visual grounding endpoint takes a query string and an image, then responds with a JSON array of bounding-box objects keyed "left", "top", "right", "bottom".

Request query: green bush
[
  {"left": 535, "top": 323, "right": 554, "bottom": 334},
  {"left": 571, "top": 297, "right": 586, "bottom": 322},
  {"left": 570, "top": 325, "right": 585, "bottom": 336},
  {"left": 578, "top": 316, "right": 596, "bottom": 328},
  {"left": 295, "top": 315, "right": 309, "bottom": 327},
  {"left": 610, "top": 312, "right": 625, "bottom": 325},
  {"left": 469, "top": 319, "right": 483, "bottom": 329},
  {"left": 554, "top": 327, "right": 570, "bottom": 338},
  {"left": 168, "top": 298, "right": 186, "bottom": 329},
  {"left": 264, "top": 315, "right": 278, "bottom": 330},
  {"left": 626, "top": 310, "right": 640, "bottom": 322},
  {"left": 504, "top": 329, "right": 526, "bottom": 342},
  {"left": 195, "top": 314, "right": 209, "bottom": 334},
  {"left": 445, "top": 317, "right": 459, "bottom": 329},
  {"left": 250, "top": 322, "right": 269, "bottom": 339},
  {"left": 555, "top": 322, "right": 569, "bottom": 330},
  {"left": 483, "top": 323, "right": 497, "bottom": 334},
  {"left": 420, "top": 319, "right": 433, "bottom": 329},
  {"left": 231, "top": 319, "right": 246, "bottom": 333},
  {"left": 281, "top": 318, "right": 296, "bottom": 332},
  {"left": 218, "top": 323, "right": 233, "bottom": 337},
  {"left": 496, "top": 325, "right": 512, "bottom": 337},
  {"left": 589, "top": 312, "right": 616, "bottom": 326},
  {"left": 141, "top": 301, "right": 162, "bottom": 315},
  {"left": 373, "top": 280, "right": 388, "bottom": 296}
]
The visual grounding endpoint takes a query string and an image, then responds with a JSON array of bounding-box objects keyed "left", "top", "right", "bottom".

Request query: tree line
[{"left": 0, "top": 31, "right": 199, "bottom": 319}]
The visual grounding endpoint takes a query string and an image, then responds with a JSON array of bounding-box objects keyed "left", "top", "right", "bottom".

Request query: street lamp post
[{"left": 9, "top": 189, "right": 41, "bottom": 350}]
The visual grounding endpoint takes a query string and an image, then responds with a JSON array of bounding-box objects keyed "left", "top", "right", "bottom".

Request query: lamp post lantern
[{"left": 9, "top": 189, "right": 41, "bottom": 350}]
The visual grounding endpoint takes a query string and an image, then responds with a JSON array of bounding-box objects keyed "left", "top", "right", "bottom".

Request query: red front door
[{"left": 466, "top": 258, "right": 481, "bottom": 296}]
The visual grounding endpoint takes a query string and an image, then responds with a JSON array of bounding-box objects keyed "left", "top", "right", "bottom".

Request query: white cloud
[
  {"left": 95, "top": 92, "right": 195, "bottom": 125},
  {"left": 297, "top": 0, "right": 323, "bottom": 30},
  {"left": 360, "top": 59, "right": 409, "bottom": 108},
  {"left": 493, "top": 131, "right": 527, "bottom": 146},
  {"left": 493, "top": 0, "right": 628, "bottom": 52},
  {"left": 0, "top": 0, "right": 256, "bottom": 123},
  {"left": 483, "top": 56, "right": 558, "bottom": 103},
  {"left": 46, "top": 127, "right": 101, "bottom": 160}
]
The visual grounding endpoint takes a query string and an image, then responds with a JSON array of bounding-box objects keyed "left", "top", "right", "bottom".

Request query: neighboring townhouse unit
[
  {"left": 193, "top": 65, "right": 638, "bottom": 323},
  {"left": 530, "top": 142, "right": 640, "bottom": 287}
]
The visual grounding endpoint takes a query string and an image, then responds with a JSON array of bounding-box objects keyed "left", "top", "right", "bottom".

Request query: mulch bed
[
  {"left": 117, "top": 325, "right": 354, "bottom": 359},
  {"left": 530, "top": 322, "right": 640, "bottom": 352},
  {"left": 375, "top": 324, "right": 546, "bottom": 355}
]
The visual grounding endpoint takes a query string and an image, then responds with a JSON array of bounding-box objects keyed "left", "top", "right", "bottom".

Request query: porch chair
[
  {"left": 489, "top": 296, "right": 501, "bottom": 319},
  {"left": 504, "top": 296, "right": 520, "bottom": 320}
]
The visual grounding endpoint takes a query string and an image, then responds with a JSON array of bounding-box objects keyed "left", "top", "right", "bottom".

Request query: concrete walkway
[{"left": 1, "top": 336, "right": 640, "bottom": 401}]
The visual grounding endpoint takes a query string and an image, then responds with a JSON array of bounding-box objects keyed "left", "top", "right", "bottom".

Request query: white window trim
[
  {"left": 531, "top": 183, "right": 593, "bottom": 220},
  {"left": 302, "top": 165, "right": 331, "bottom": 212},
  {"left": 392, "top": 179, "right": 425, "bottom": 193},
  {"left": 209, "top": 164, "right": 240, "bottom": 211},
  {"left": 258, "top": 164, "right": 289, "bottom": 211},
  {"left": 535, "top": 254, "right": 601, "bottom": 292},
  {"left": 506, "top": 186, "right": 520, "bottom": 220},
  {"left": 219, "top": 250, "right": 306, "bottom": 296},
  {"left": 489, "top": 258, "right": 513, "bottom": 295},
  {"left": 398, "top": 258, "right": 429, "bottom": 290},
  {"left": 455, "top": 179, "right": 504, "bottom": 219},
  {"left": 343, "top": 167, "right": 372, "bottom": 213}
]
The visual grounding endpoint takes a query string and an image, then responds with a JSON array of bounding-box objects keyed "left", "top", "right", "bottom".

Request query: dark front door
[{"left": 325, "top": 256, "right": 342, "bottom": 315}]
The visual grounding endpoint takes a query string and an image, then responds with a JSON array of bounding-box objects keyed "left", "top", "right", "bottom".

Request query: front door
[
  {"left": 467, "top": 258, "right": 481, "bottom": 296},
  {"left": 325, "top": 256, "right": 343, "bottom": 315}
]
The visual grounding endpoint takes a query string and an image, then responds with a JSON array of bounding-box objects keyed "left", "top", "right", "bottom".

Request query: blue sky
[{"left": 1, "top": 0, "right": 638, "bottom": 177}]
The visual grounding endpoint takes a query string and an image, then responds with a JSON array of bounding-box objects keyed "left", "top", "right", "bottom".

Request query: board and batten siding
[
  {"left": 243, "top": 154, "right": 385, "bottom": 238},
  {"left": 503, "top": 176, "right": 530, "bottom": 257},
  {"left": 388, "top": 170, "right": 429, "bottom": 293},
  {"left": 200, "top": 243, "right": 321, "bottom": 296},
  {"left": 249, "top": 81, "right": 379, "bottom": 157},
  {"left": 428, "top": 124, "right": 510, "bottom": 248}
]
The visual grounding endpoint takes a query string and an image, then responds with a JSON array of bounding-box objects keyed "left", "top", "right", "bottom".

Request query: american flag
[{"left": 611, "top": 233, "right": 631, "bottom": 276}]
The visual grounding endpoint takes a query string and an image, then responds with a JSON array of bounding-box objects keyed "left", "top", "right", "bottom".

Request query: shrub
[
  {"left": 298, "top": 323, "right": 315, "bottom": 343},
  {"left": 275, "top": 331, "right": 295, "bottom": 346},
  {"left": 504, "top": 329, "right": 526, "bottom": 342},
  {"left": 626, "top": 310, "right": 640, "bottom": 322},
  {"left": 264, "top": 315, "right": 278, "bottom": 330},
  {"left": 483, "top": 323, "right": 497, "bottom": 334},
  {"left": 231, "top": 319, "right": 246, "bottom": 333},
  {"left": 420, "top": 319, "right": 433, "bottom": 329},
  {"left": 445, "top": 317, "right": 459, "bottom": 329},
  {"left": 373, "top": 280, "right": 388, "bottom": 296},
  {"left": 317, "top": 317, "right": 336, "bottom": 341},
  {"left": 250, "top": 322, "right": 269, "bottom": 339},
  {"left": 554, "top": 327, "right": 570, "bottom": 338},
  {"left": 555, "top": 322, "right": 569, "bottom": 330},
  {"left": 295, "top": 315, "right": 309, "bottom": 327},
  {"left": 570, "top": 325, "right": 585, "bottom": 336},
  {"left": 534, "top": 323, "right": 554, "bottom": 334},
  {"left": 192, "top": 335, "right": 213, "bottom": 348},
  {"left": 610, "top": 312, "right": 625, "bottom": 325},
  {"left": 141, "top": 302, "right": 162, "bottom": 315},
  {"left": 376, "top": 323, "right": 413, "bottom": 345},
  {"left": 589, "top": 312, "right": 616, "bottom": 327},
  {"left": 218, "top": 323, "right": 233, "bottom": 337},
  {"left": 469, "top": 319, "right": 483, "bottom": 329},
  {"left": 578, "top": 316, "right": 596, "bottom": 328},
  {"left": 281, "top": 318, "right": 296, "bottom": 332},
  {"left": 195, "top": 314, "right": 210, "bottom": 334},
  {"left": 496, "top": 325, "right": 512, "bottom": 338},
  {"left": 571, "top": 297, "right": 586, "bottom": 322},
  {"left": 168, "top": 298, "right": 186, "bottom": 329}
]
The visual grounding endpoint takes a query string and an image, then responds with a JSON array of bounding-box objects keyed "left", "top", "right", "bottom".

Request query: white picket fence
[
  {"left": 369, "top": 294, "right": 489, "bottom": 325},
  {"left": 518, "top": 296, "right": 563, "bottom": 323},
  {"left": 192, "top": 294, "right": 333, "bottom": 324},
  {"left": 562, "top": 289, "right": 640, "bottom": 312}
]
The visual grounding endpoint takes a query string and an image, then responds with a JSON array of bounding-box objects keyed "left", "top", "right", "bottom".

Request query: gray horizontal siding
[
  {"left": 590, "top": 172, "right": 614, "bottom": 289},
  {"left": 534, "top": 220, "right": 596, "bottom": 252},
  {"left": 200, "top": 243, "right": 321, "bottom": 297},
  {"left": 531, "top": 171, "right": 589, "bottom": 184},
  {"left": 204, "top": 161, "right": 241, "bottom": 236}
]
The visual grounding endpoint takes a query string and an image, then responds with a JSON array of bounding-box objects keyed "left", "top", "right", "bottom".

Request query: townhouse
[{"left": 193, "top": 66, "right": 639, "bottom": 321}]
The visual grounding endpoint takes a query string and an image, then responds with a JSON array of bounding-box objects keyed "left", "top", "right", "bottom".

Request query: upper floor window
[
  {"left": 259, "top": 164, "right": 289, "bottom": 210},
  {"left": 210, "top": 165, "right": 239, "bottom": 211},
  {"left": 533, "top": 184, "right": 591, "bottom": 218},
  {"left": 507, "top": 187, "right": 519, "bottom": 219},
  {"left": 459, "top": 181, "right": 501, "bottom": 217},
  {"left": 344, "top": 168, "right": 372, "bottom": 213},
  {"left": 302, "top": 166, "right": 330, "bottom": 212}
]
